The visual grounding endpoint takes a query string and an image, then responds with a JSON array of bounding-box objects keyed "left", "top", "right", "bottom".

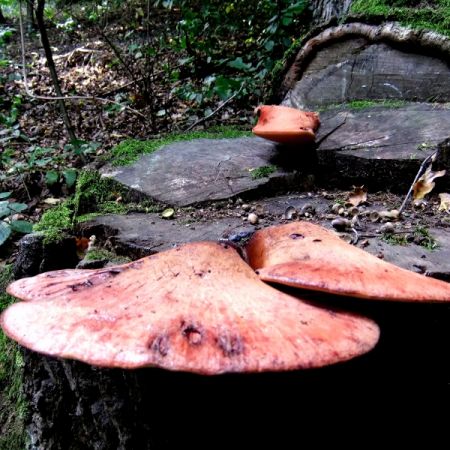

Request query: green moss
[
  {"left": 84, "top": 249, "right": 130, "bottom": 264},
  {"left": 319, "top": 99, "right": 408, "bottom": 112},
  {"left": 351, "top": 0, "right": 450, "bottom": 36},
  {"left": 0, "top": 265, "right": 27, "bottom": 450},
  {"left": 381, "top": 233, "right": 408, "bottom": 246},
  {"left": 250, "top": 165, "right": 277, "bottom": 179},
  {"left": 414, "top": 225, "right": 438, "bottom": 250},
  {"left": 107, "top": 127, "right": 252, "bottom": 166},
  {"left": 33, "top": 200, "right": 75, "bottom": 243}
]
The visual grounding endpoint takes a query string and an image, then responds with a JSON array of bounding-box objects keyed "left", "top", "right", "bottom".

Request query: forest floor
[{"left": 1, "top": 8, "right": 257, "bottom": 261}]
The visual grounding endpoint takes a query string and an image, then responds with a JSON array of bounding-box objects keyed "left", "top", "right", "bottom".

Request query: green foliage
[
  {"left": 0, "top": 145, "right": 79, "bottom": 189},
  {"left": 160, "top": 0, "right": 310, "bottom": 106},
  {"left": 250, "top": 164, "right": 277, "bottom": 179},
  {"left": 64, "top": 139, "right": 100, "bottom": 158},
  {"left": 0, "top": 192, "right": 33, "bottom": 247},
  {"left": 0, "top": 265, "right": 27, "bottom": 450},
  {"left": 351, "top": 0, "right": 450, "bottom": 36},
  {"left": 108, "top": 127, "right": 252, "bottom": 166}
]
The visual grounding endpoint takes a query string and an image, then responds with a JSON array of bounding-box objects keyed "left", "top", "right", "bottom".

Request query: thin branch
[
  {"left": 17, "top": 4, "right": 146, "bottom": 119},
  {"left": 398, "top": 151, "right": 437, "bottom": 216},
  {"left": 184, "top": 84, "right": 244, "bottom": 132}
]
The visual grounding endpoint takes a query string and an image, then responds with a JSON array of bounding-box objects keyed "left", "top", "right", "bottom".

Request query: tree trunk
[
  {"left": 35, "top": 0, "right": 77, "bottom": 142},
  {"left": 20, "top": 303, "right": 450, "bottom": 449},
  {"left": 0, "top": 7, "right": 6, "bottom": 24},
  {"left": 26, "top": 0, "right": 37, "bottom": 32},
  {"left": 309, "top": 0, "right": 352, "bottom": 24}
]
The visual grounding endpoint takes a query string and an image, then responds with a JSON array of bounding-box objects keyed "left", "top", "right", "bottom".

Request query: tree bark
[
  {"left": 0, "top": 7, "right": 7, "bottom": 24},
  {"left": 309, "top": 0, "right": 352, "bottom": 25},
  {"left": 26, "top": 0, "right": 37, "bottom": 32},
  {"left": 35, "top": 0, "right": 77, "bottom": 142},
  {"left": 280, "top": 22, "right": 450, "bottom": 99}
]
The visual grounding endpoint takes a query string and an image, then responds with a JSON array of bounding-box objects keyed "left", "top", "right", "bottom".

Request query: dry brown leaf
[
  {"left": 347, "top": 186, "right": 367, "bottom": 206},
  {"left": 413, "top": 167, "right": 446, "bottom": 200},
  {"left": 438, "top": 193, "right": 450, "bottom": 213}
]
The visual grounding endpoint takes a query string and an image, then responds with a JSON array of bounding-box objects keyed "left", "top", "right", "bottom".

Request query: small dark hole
[{"left": 289, "top": 233, "right": 305, "bottom": 240}]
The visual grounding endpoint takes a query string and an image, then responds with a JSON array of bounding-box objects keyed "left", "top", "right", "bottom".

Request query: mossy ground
[
  {"left": 351, "top": 0, "right": 450, "bottom": 36},
  {"left": 0, "top": 265, "right": 27, "bottom": 450},
  {"left": 34, "top": 129, "right": 251, "bottom": 238},
  {"left": 107, "top": 127, "right": 252, "bottom": 166}
]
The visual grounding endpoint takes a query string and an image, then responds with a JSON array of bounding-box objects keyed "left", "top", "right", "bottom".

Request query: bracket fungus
[
  {"left": 252, "top": 105, "right": 320, "bottom": 145},
  {"left": 246, "top": 222, "right": 450, "bottom": 302},
  {"left": 1, "top": 241, "right": 379, "bottom": 375}
]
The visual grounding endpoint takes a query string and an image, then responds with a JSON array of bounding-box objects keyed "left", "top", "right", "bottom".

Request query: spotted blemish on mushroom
[
  {"left": 181, "top": 322, "right": 204, "bottom": 346},
  {"left": 149, "top": 335, "right": 170, "bottom": 357},
  {"left": 217, "top": 333, "right": 244, "bottom": 357}
]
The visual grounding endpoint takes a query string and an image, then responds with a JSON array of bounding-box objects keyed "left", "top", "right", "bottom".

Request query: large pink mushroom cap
[
  {"left": 246, "top": 222, "right": 450, "bottom": 302},
  {"left": 2, "top": 241, "right": 379, "bottom": 374}
]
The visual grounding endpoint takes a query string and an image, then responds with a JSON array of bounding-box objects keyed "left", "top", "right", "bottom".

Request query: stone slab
[
  {"left": 79, "top": 213, "right": 253, "bottom": 259},
  {"left": 102, "top": 137, "right": 314, "bottom": 207},
  {"left": 79, "top": 195, "right": 450, "bottom": 279},
  {"left": 284, "top": 40, "right": 450, "bottom": 110},
  {"left": 315, "top": 103, "right": 450, "bottom": 189}
]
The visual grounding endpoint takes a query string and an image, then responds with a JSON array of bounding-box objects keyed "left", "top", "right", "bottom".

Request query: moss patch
[
  {"left": 84, "top": 248, "right": 130, "bottom": 264},
  {"left": 0, "top": 265, "right": 27, "bottom": 450},
  {"left": 107, "top": 127, "right": 252, "bottom": 166},
  {"left": 33, "top": 200, "right": 75, "bottom": 244},
  {"left": 319, "top": 99, "right": 408, "bottom": 112},
  {"left": 250, "top": 165, "right": 277, "bottom": 179},
  {"left": 351, "top": 0, "right": 450, "bottom": 36}
]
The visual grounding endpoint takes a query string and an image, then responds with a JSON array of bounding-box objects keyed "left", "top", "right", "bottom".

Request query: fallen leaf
[
  {"left": 161, "top": 208, "right": 175, "bottom": 219},
  {"left": 413, "top": 167, "right": 446, "bottom": 200},
  {"left": 347, "top": 186, "right": 367, "bottom": 206},
  {"left": 43, "top": 198, "right": 62, "bottom": 205},
  {"left": 438, "top": 193, "right": 450, "bottom": 213}
]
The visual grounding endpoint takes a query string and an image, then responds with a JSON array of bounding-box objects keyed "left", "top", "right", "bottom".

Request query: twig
[
  {"left": 17, "top": 5, "right": 146, "bottom": 119},
  {"left": 398, "top": 151, "right": 437, "bottom": 216},
  {"left": 184, "top": 84, "right": 244, "bottom": 132}
]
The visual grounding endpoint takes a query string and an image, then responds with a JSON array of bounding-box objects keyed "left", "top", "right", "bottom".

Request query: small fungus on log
[
  {"left": 246, "top": 222, "right": 450, "bottom": 302},
  {"left": 252, "top": 105, "right": 320, "bottom": 144},
  {"left": 1, "top": 241, "right": 379, "bottom": 374}
]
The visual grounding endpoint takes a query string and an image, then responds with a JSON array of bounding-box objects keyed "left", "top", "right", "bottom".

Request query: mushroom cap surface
[
  {"left": 252, "top": 105, "right": 320, "bottom": 144},
  {"left": 2, "top": 242, "right": 379, "bottom": 374},
  {"left": 246, "top": 222, "right": 450, "bottom": 302}
]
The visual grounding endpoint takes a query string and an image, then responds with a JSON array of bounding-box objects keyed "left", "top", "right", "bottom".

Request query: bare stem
[{"left": 398, "top": 151, "right": 437, "bottom": 216}]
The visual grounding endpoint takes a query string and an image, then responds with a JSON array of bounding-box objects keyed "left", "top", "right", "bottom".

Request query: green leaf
[
  {"left": 0, "top": 192, "right": 11, "bottom": 199},
  {"left": 0, "top": 201, "right": 27, "bottom": 218},
  {"left": 282, "top": 1, "right": 307, "bottom": 15},
  {"left": 227, "top": 57, "right": 252, "bottom": 71},
  {"left": 214, "top": 76, "right": 241, "bottom": 100},
  {"left": 45, "top": 170, "right": 59, "bottom": 186},
  {"left": 10, "top": 220, "right": 33, "bottom": 234},
  {"left": 0, "top": 221, "right": 11, "bottom": 246},
  {"left": 264, "top": 40, "right": 275, "bottom": 52},
  {"left": 63, "top": 169, "right": 77, "bottom": 188}
]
